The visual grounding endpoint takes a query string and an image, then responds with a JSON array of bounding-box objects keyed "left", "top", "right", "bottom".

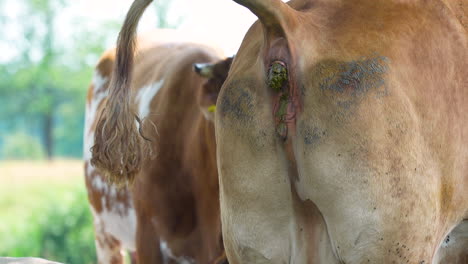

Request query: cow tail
[{"left": 91, "top": 0, "right": 154, "bottom": 184}]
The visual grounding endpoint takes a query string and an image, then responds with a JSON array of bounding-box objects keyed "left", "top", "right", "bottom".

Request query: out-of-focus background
[{"left": 0, "top": 0, "right": 255, "bottom": 262}]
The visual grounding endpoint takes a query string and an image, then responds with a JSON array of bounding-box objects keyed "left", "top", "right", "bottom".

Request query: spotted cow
[
  {"left": 84, "top": 27, "right": 232, "bottom": 263},
  {"left": 92, "top": 0, "right": 467, "bottom": 263}
]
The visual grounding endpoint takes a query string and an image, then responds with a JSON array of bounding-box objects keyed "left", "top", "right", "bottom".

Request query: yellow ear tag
[{"left": 208, "top": 105, "right": 216, "bottom": 113}]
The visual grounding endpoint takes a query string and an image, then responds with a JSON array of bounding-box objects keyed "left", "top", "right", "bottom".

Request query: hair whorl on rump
[{"left": 90, "top": 0, "right": 154, "bottom": 184}]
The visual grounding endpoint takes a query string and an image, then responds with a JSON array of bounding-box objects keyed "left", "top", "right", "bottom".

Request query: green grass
[{"left": 0, "top": 160, "right": 97, "bottom": 263}]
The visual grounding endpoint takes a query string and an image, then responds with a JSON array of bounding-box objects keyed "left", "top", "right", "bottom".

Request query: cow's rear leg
[
  {"left": 94, "top": 228, "right": 124, "bottom": 264},
  {"left": 136, "top": 216, "right": 163, "bottom": 263}
]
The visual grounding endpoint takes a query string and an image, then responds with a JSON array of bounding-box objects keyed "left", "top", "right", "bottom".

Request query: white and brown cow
[
  {"left": 84, "top": 27, "right": 232, "bottom": 263},
  {"left": 91, "top": 0, "right": 467, "bottom": 263}
]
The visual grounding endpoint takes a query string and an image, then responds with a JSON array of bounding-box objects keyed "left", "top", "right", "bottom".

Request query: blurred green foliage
[
  {"left": 0, "top": 179, "right": 96, "bottom": 263},
  {"left": 0, "top": 0, "right": 118, "bottom": 160},
  {"left": 2, "top": 133, "right": 45, "bottom": 159},
  {"left": 0, "top": 189, "right": 96, "bottom": 263}
]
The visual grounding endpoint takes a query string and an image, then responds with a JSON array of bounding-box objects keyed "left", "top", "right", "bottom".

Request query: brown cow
[
  {"left": 92, "top": 0, "right": 467, "bottom": 263},
  {"left": 84, "top": 27, "right": 232, "bottom": 263},
  {"left": 214, "top": 0, "right": 467, "bottom": 263}
]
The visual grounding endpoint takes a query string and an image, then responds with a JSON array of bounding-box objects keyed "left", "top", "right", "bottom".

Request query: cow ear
[
  {"left": 193, "top": 63, "right": 215, "bottom": 78},
  {"left": 201, "top": 104, "right": 216, "bottom": 122}
]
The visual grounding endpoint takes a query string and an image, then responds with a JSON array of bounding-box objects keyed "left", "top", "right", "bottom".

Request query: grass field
[
  {"left": 0, "top": 160, "right": 84, "bottom": 223},
  {"left": 0, "top": 160, "right": 96, "bottom": 263}
]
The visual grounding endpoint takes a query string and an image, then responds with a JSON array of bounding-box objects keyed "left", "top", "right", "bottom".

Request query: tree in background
[
  {"left": 0, "top": 0, "right": 182, "bottom": 160},
  {"left": 0, "top": 0, "right": 119, "bottom": 159}
]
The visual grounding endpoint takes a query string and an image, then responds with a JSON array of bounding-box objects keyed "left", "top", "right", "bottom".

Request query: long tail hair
[{"left": 91, "top": 0, "right": 154, "bottom": 184}]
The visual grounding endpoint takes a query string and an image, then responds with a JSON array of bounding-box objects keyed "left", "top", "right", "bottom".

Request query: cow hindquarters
[{"left": 216, "top": 108, "right": 340, "bottom": 263}]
